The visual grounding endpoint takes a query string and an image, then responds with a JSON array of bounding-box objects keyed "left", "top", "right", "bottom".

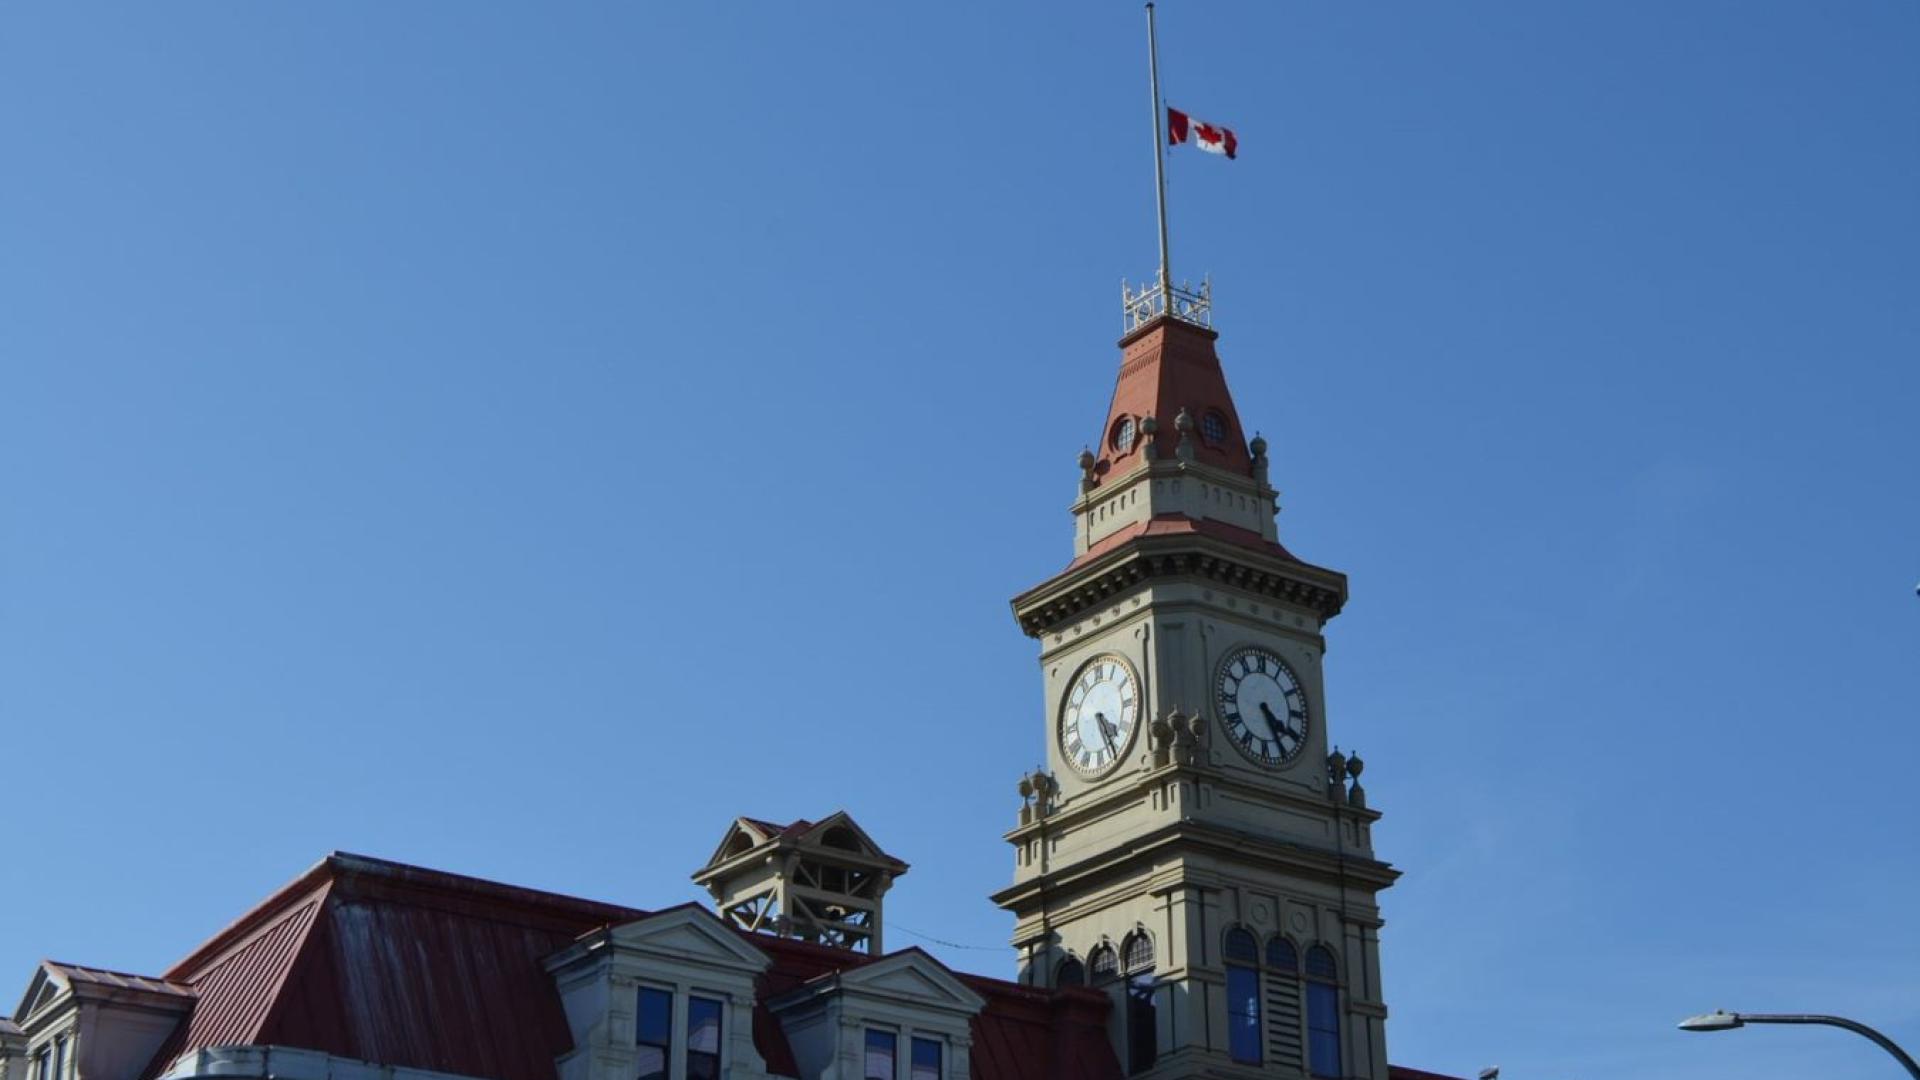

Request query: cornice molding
[
  {"left": 1013, "top": 535, "right": 1348, "bottom": 637},
  {"left": 992, "top": 816, "right": 1400, "bottom": 916}
]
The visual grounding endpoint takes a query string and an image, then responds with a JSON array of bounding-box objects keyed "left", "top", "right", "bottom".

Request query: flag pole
[{"left": 1146, "top": 2, "right": 1172, "bottom": 313}]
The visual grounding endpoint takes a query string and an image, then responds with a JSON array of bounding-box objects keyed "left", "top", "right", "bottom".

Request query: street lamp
[{"left": 1678, "top": 1011, "right": 1920, "bottom": 1079}]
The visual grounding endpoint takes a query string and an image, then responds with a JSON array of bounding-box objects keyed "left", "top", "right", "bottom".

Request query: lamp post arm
[{"left": 1738, "top": 1014, "right": 1920, "bottom": 1080}]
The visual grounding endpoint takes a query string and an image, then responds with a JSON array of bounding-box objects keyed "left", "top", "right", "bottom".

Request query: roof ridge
[{"left": 43, "top": 960, "right": 193, "bottom": 985}]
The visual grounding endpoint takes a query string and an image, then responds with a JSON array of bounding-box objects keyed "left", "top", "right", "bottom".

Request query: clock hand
[
  {"left": 1257, "top": 701, "right": 1287, "bottom": 741},
  {"left": 1095, "top": 712, "right": 1117, "bottom": 754}
]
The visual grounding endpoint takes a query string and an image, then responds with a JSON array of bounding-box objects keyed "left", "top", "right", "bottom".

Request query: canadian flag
[{"left": 1167, "top": 107, "right": 1237, "bottom": 159}]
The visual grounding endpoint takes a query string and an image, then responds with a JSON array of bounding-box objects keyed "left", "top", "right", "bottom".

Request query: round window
[{"left": 1111, "top": 416, "right": 1138, "bottom": 454}]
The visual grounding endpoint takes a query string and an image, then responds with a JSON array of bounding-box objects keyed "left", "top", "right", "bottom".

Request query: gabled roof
[
  {"left": 12, "top": 968, "right": 60, "bottom": 1024},
  {"left": 769, "top": 947, "right": 986, "bottom": 1016},
  {"left": 547, "top": 904, "right": 772, "bottom": 979},
  {"left": 703, "top": 812, "right": 908, "bottom": 873}
]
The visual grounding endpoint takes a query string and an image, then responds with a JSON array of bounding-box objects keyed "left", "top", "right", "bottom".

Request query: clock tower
[{"left": 992, "top": 293, "right": 1398, "bottom": 1079}]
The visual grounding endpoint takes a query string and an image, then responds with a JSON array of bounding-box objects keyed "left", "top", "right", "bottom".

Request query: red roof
[
  {"left": 84, "top": 851, "right": 1446, "bottom": 1080},
  {"left": 1093, "top": 317, "right": 1255, "bottom": 486},
  {"left": 138, "top": 853, "right": 1118, "bottom": 1080},
  {"left": 1068, "top": 512, "right": 1301, "bottom": 571}
]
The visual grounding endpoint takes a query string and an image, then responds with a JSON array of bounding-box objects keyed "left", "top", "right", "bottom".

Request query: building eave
[{"left": 1011, "top": 527, "right": 1349, "bottom": 637}]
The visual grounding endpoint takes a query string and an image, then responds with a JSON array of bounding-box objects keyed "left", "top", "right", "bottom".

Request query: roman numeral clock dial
[
  {"left": 1216, "top": 646, "right": 1309, "bottom": 767},
  {"left": 1058, "top": 656, "right": 1140, "bottom": 776}
]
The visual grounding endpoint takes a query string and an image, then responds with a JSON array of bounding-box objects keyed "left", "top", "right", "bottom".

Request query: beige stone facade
[{"left": 996, "top": 316, "right": 1398, "bottom": 1079}]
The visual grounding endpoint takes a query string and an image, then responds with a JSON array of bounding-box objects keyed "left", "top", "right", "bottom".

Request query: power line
[{"left": 890, "top": 922, "right": 1005, "bottom": 953}]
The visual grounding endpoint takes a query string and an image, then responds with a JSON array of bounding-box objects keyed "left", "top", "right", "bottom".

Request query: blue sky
[{"left": 3, "top": 3, "right": 1916, "bottom": 1079}]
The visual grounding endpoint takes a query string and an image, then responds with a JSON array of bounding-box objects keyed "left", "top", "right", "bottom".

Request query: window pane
[
  {"left": 1088, "top": 946, "right": 1118, "bottom": 982},
  {"left": 1126, "top": 973, "right": 1156, "bottom": 1074},
  {"left": 1307, "top": 981, "right": 1342, "bottom": 1078},
  {"left": 1267, "top": 937, "right": 1298, "bottom": 972},
  {"left": 636, "top": 988, "right": 672, "bottom": 1048},
  {"left": 911, "top": 1037, "right": 942, "bottom": 1080},
  {"left": 864, "top": 1029, "right": 897, "bottom": 1080},
  {"left": 1224, "top": 928, "right": 1258, "bottom": 965},
  {"left": 636, "top": 988, "right": 671, "bottom": 1080},
  {"left": 1227, "top": 965, "right": 1261, "bottom": 1064},
  {"left": 1306, "top": 945, "right": 1339, "bottom": 981},
  {"left": 687, "top": 996, "right": 723, "bottom": 1080},
  {"left": 1056, "top": 957, "right": 1085, "bottom": 987}
]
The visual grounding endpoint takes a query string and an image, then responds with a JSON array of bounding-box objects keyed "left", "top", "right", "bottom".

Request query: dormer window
[
  {"left": 617, "top": 984, "right": 730, "bottom": 1080},
  {"left": 545, "top": 907, "right": 773, "bottom": 1080},
  {"left": 1201, "top": 409, "right": 1228, "bottom": 445},
  {"left": 768, "top": 950, "right": 982, "bottom": 1080},
  {"left": 858, "top": 1029, "right": 946, "bottom": 1080}
]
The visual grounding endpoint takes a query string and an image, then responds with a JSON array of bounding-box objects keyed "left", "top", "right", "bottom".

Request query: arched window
[
  {"left": 1088, "top": 944, "right": 1119, "bottom": 983},
  {"left": 1224, "top": 929, "right": 1261, "bottom": 1064},
  {"left": 1121, "top": 933, "right": 1157, "bottom": 1075},
  {"left": 1264, "top": 937, "right": 1304, "bottom": 1071},
  {"left": 1056, "top": 956, "right": 1086, "bottom": 988},
  {"left": 1224, "top": 928, "right": 1259, "bottom": 964},
  {"left": 1305, "top": 944, "right": 1338, "bottom": 980},
  {"left": 1305, "top": 945, "right": 1342, "bottom": 1078},
  {"left": 1267, "top": 937, "right": 1298, "bottom": 972}
]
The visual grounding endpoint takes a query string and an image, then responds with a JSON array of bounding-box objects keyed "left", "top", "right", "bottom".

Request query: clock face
[
  {"left": 1059, "top": 655, "right": 1140, "bottom": 775},
  {"left": 1216, "top": 647, "right": 1309, "bottom": 767}
]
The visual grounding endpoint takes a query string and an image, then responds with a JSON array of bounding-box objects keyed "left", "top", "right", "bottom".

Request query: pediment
[
  {"left": 699, "top": 819, "right": 776, "bottom": 872},
  {"left": 839, "top": 951, "right": 985, "bottom": 1014},
  {"left": 605, "top": 906, "right": 771, "bottom": 973},
  {"left": 13, "top": 965, "right": 67, "bottom": 1023},
  {"left": 794, "top": 812, "right": 908, "bottom": 872}
]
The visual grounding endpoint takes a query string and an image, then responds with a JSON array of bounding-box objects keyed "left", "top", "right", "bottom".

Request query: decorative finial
[
  {"left": 1174, "top": 408, "right": 1195, "bottom": 462},
  {"left": 1078, "top": 447, "right": 1098, "bottom": 493},
  {"left": 1141, "top": 414, "right": 1160, "bottom": 461}
]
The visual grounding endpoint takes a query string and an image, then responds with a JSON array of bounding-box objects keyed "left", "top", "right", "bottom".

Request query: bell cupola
[{"left": 692, "top": 812, "right": 907, "bottom": 955}]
